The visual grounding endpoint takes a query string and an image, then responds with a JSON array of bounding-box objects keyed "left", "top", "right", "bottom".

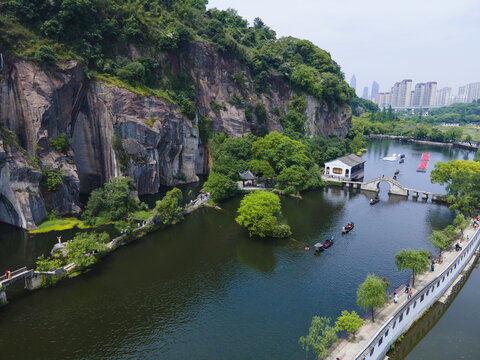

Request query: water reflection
[{"left": 236, "top": 238, "right": 278, "bottom": 273}]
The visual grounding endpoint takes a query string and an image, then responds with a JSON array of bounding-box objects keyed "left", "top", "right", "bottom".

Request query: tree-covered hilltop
[{"left": 0, "top": 0, "right": 352, "bottom": 110}]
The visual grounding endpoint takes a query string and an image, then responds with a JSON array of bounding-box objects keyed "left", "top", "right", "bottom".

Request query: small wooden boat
[
  {"left": 400, "top": 154, "right": 405, "bottom": 159},
  {"left": 342, "top": 222, "right": 354, "bottom": 234},
  {"left": 394, "top": 169, "right": 400, "bottom": 175},
  {"left": 314, "top": 242, "right": 325, "bottom": 254},
  {"left": 322, "top": 237, "right": 334, "bottom": 249},
  {"left": 399, "top": 159, "right": 404, "bottom": 164},
  {"left": 370, "top": 197, "right": 380, "bottom": 205},
  {"left": 393, "top": 175, "right": 397, "bottom": 180}
]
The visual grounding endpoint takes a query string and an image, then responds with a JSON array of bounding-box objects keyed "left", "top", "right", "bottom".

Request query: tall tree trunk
[
  {"left": 371, "top": 306, "right": 375, "bottom": 322},
  {"left": 412, "top": 271, "right": 415, "bottom": 287}
]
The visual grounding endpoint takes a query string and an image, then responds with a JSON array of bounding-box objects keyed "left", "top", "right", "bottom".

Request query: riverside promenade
[{"left": 328, "top": 223, "right": 480, "bottom": 360}]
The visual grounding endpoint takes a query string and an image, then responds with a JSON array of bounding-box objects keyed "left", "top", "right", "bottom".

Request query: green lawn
[{"left": 29, "top": 218, "right": 90, "bottom": 234}]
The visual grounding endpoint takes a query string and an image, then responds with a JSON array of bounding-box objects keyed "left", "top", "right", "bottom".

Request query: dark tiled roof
[
  {"left": 336, "top": 153, "right": 366, "bottom": 167},
  {"left": 239, "top": 170, "right": 257, "bottom": 180}
]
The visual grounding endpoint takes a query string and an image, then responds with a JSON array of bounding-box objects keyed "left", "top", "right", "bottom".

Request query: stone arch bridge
[{"left": 323, "top": 176, "right": 446, "bottom": 202}]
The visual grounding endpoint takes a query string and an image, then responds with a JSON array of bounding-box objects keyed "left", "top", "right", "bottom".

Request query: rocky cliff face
[{"left": 0, "top": 41, "right": 351, "bottom": 230}]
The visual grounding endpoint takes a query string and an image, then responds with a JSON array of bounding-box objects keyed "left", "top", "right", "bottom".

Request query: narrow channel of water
[{"left": 0, "top": 140, "right": 475, "bottom": 359}]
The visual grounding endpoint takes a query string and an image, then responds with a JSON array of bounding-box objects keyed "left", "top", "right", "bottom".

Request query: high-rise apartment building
[
  {"left": 423, "top": 82, "right": 437, "bottom": 107},
  {"left": 466, "top": 82, "right": 480, "bottom": 102},
  {"left": 371, "top": 81, "right": 379, "bottom": 99},
  {"left": 350, "top": 75, "right": 357, "bottom": 92},
  {"left": 412, "top": 83, "right": 426, "bottom": 106},
  {"left": 375, "top": 92, "right": 391, "bottom": 108},
  {"left": 391, "top": 79, "right": 412, "bottom": 107},
  {"left": 436, "top": 87, "right": 452, "bottom": 106},
  {"left": 362, "top": 87, "right": 369, "bottom": 99}
]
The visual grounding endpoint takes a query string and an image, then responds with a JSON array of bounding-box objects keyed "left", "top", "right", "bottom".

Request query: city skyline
[
  {"left": 207, "top": 0, "right": 480, "bottom": 95},
  {"left": 373, "top": 79, "right": 480, "bottom": 108}
]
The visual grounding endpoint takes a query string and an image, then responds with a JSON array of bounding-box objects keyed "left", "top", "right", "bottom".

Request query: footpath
[{"left": 328, "top": 223, "right": 479, "bottom": 360}]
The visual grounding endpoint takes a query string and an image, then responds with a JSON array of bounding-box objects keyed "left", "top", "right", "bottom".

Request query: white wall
[{"left": 355, "top": 227, "right": 480, "bottom": 360}]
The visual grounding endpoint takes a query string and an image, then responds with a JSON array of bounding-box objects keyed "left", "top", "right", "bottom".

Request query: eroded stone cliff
[{"left": 0, "top": 41, "right": 351, "bottom": 230}]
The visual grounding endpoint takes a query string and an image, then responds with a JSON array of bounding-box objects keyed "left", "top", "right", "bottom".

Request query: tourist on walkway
[
  {"left": 405, "top": 282, "right": 410, "bottom": 293},
  {"left": 408, "top": 289, "right": 413, "bottom": 299},
  {"left": 394, "top": 292, "right": 398, "bottom": 304},
  {"left": 431, "top": 259, "right": 435, "bottom": 272}
]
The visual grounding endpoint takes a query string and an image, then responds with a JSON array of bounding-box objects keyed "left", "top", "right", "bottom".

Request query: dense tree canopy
[
  {"left": 1, "top": 0, "right": 351, "bottom": 108},
  {"left": 431, "top": 160, "right": 480, "bottom": 214},
  {"left": 82, "top": 177, "right": 139, "bottom": 226},
  {"left": 155, "top": 187, "right": 184, "bottom": 225},
  {"left": 235, "top": 191, "right": 291, "bottom": 238}
]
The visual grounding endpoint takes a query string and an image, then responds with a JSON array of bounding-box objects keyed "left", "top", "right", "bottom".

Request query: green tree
[
  {"left": 248, "top": 159, "right": 275, "bottom": 179},
  {"left": 335, "top": 310, "right": 365, "bottom": 338},
  {"left": 203, "top": 173, "right": 238, "bottom": 202},
  {"left": 82, "top": 177, "right": 139, "bottom": 226},
  {"left": 277, "top": 165, "right": 308, "bottom": 193},
  {"left": 429, "top": 230, "right": 451, "bottom": 261},
  {"left": 357, "top": 273, "right": 388, "bottom": 322},
  {"left": 431, "top": 160, "right": 480, "bottom": 185},
  {"left": 394, "top": 249, "right": 430, "bottom": 287},
  {"left": 41, "top": 166, "right": 65, "bottom": 192},
  {"left": 453, "top": 213, "right": 468, "bottom": 231},
  {"left": 155, "top": 187, "right": 184, "bottom": 225},
  {"left": 235, "top": 191, "right": 291, "bottom": 238},
  {"left": 66, "top": 232, "right": 109, "bottom": 268},
  {"left": 299, "top": 316, "right": 338, "bottom": 359}
]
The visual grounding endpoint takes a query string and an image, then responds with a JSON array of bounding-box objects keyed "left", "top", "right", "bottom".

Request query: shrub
[
  {"left": 50, "top": 134, "right": 70, "bottom": 153},
  {"left": 245, "top": 102, "right": 253, "bottom": 122},
  {"left": 33, "top": 45, "right": 56, "bottom": 66},
  {"left": 117, "top": 61, "right": 146, "bottom": 84},
  {"left": 210, "top": 99, "right": 227, "bottom": 116},
  {"left": 254, "top": 103, "right": 267, "bottom": 123},
  {"left": 41, "top": 166, "right": 65, "bottom": 192},
  {"left": 229, "top": 95, "right": 243, "bottom": 106}
]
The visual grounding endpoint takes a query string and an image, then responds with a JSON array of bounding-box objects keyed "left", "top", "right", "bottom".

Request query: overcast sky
[{"left": 208, "top": 0, "right": 480, "bottom": 96}]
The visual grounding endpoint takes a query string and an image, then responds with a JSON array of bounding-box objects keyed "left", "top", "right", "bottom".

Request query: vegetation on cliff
[{"left": 0, "top": 0, "right": 352, "bottom": 111}]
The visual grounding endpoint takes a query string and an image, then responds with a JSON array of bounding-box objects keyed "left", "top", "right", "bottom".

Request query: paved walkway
[{"left": 328, "top": 223, "right": 478, "bottom": 360}]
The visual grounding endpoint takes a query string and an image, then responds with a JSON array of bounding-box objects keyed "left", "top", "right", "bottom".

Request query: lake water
[{"left": 0, "top": 140, "right": 476, "bottom": 359}]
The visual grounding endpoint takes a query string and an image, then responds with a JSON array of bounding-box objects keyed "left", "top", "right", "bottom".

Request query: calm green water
[{"left": 0, "top": 140, "right": 475, "bottom": 359}]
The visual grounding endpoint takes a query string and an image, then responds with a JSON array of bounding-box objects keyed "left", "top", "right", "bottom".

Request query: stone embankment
[
  {"left": 329, "top": 222, "right": 480, "bottom": 360},
  {"left": 369, "top": 134, "right": 479, "bottom": 151},
  {"left": 0, "top": 193, "right": 214, "bottom": 307}
]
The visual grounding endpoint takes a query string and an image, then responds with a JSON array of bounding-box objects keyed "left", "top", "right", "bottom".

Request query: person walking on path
[
  {"left": 394, "top": 292, "right": 398, "bottom": 304},
  {"left": 405, "top": 282, "right": 410, "bottom": 293},
  {"left": 408, "top": 289, "right": 413, "bottom": 299}
]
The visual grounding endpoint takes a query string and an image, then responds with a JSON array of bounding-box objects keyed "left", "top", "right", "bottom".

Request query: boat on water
[
  {"left": 399, "top": 158, "right": 404, "bottom": 164},
  {"left": 342, "top": 222, "right": 354, "bottom": 234},
  {"left": 314, "top": 242, "right": 325, "bottom": 254},
  {"left": 393, "top": 175, "right": 397, "bottom": 180},
  {"left": 394, "top": 169, "right": 400, "bottom": 175},
  {"left": 370, "top": 196, "right": 380, "bottom": 205},
  {"left": 400, "top": 154, "right": 405, "bottom": 159},
  {"left": 382, "top": 154, "right": 399, "bottom": 161},
  {"left": 322, "top": 237, "right": 334, "bottom": 249}
]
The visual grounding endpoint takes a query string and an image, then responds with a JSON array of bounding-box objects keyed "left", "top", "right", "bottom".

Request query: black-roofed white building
[{"left": 324, "top": 154, "right": 366, "bottom": 180}]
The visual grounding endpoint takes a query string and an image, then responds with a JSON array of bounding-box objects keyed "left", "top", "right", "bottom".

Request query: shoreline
[{"left": 368, "top": 134, "right": 479, "bottom": 151}]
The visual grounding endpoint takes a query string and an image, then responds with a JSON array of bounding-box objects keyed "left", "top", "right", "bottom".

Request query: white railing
[{"left": 355, "top": 226, "right": 480, "bottom": 360}]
